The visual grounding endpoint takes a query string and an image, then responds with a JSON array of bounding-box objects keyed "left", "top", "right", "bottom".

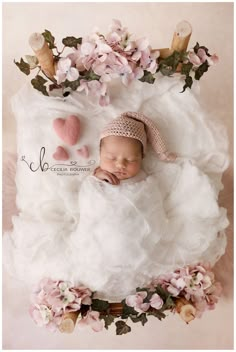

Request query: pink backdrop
[{"left": 2, "top": 2, "right": 234, "bottom": 349}]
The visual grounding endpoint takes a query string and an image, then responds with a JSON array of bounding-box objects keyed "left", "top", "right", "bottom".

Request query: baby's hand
[{"left": 94, "top": 167, "right": 120, "bottom": 185}]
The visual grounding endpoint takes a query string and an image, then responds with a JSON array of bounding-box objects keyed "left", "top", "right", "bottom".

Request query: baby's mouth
[{"left": 114, "top": 171, "right": 126, "bottom": 176}]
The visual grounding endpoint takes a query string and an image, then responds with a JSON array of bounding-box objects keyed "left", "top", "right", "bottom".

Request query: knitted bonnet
[{"left": 100, "top": 111, "right": 177, "bottom": 161}]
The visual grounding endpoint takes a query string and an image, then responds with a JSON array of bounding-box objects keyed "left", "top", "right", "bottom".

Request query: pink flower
[
  {"left": 55, "top": 58, "right": 79, "bottom": 84},
  {"left": 207, "top": 54, "right": 219, "bottom": 65},
  {"left": 188, "top": 48, "right": 219, "bottom": 68},
  {"left": 150, "top": 293, "right": 164, "bottom": 309},
  {"left": 77, "top": 310, "right": 104, "bottom": 332},
  {"left": 188, "top": 51, "right": 201, "bottom": 66},
  {"left": 197, "top": 48, "right": 208, "bottom": 62},
  {"left": 29, "top": 278, "right": 93, "bottom": 331},
  {"left": 126, "top": 291, "right": 150, "bottom": 313},
  {"left": 167, "top": 277, "right": 186, "bottom": 296},
  {"left": 108, "top": 19, "right": 128, "bottom": 39}
]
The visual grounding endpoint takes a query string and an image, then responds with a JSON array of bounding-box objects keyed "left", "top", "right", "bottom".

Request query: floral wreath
[
  {"left": 30, "top": 262, "right": 222, "bottom": 335},
  {"left": 14, "top": 19, "right": 219, "bottom": 106}
]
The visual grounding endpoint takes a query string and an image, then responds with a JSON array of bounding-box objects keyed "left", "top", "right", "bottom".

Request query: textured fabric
[
  {"left": 3, "top": 160, "right": 228, "bottom": 302},
  {"left": 100, "top": 111, "right": 177, "bottom": 161}
]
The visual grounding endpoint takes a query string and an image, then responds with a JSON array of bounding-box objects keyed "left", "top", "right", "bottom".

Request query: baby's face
[{"left": 100, "top": 136, "right": 143, "bottom": 180}]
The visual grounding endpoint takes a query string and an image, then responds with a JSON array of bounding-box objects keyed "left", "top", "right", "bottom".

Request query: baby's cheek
[
  {"left": 100, "top": 159, "right": 113, "bottom": 171},
  {"left": 128, "top": 162, "right": 141, "bottom": 173}
]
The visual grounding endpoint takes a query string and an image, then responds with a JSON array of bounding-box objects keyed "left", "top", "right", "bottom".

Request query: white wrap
[{"left": 3, "top": 76, "right": 230, "bottom": 301}]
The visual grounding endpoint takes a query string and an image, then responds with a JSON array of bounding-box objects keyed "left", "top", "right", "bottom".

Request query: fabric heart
[
  {"left": 76, "top": 145, "right": 89, "bottom": 159},
  {"left": 53, "top": 115, "right": 80, "bottom": 146},
  {"left": 53, "top": 146, "right": 69, "bottom": 160}
]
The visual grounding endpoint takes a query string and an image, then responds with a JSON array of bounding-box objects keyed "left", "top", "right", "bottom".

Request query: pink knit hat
[{"left": 100, "top": 111, "right": 177, "bottom": 161}]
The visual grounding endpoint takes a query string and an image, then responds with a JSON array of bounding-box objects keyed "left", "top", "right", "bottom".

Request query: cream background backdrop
[{"left": 2, "top": 2, "right": 234, "bottom": 350}]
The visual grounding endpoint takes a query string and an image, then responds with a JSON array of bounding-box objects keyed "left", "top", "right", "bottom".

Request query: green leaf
[
  {"left": 130, "top": 313, "right": 148, "bottom": 326},
  {"left": 193, "top": 42, "right": 210, "bottom": 57},
  {"left": 83, "top": 69, "right": 101, "bottom": 81},
  {"left": 14, "top": 58, "right": 30, "bottom": 75},
  {"left": 91, "top": 299, "right": 110, "bottom": 312},
  {"left": 180, "top": 75, "right": 193, "bottom": 93},
  {"left": 25, "top": 55, "right": 39, "bottom": 69},
  {"left": 115, "top": 320, "right": 131, "bottom": 335},
  {"left": 121, "top": 300, "right": 138, "bottom": 319},
  {"left": 194, "top": 61, "right": 209, "bottom": 80},
  {"left": 100, "top": 314, "right": 115, "bottom": 330},
  {"left": 147, "top": 309, "right": 166, "bottom": 320},
  {"left": 63, "top": 78, "right": 80, "bottom": 90},
  {"left": 139, "top": 70, "right": 155, "bottom": 84},
  {"left": 181, "top": 62, "right": 193, "bottom": 76},
  {"left": 193, "top": 42, "right": 200, "bottom": 54},
  {"left": 155, "top": 285, "right": 171, "bottom": 300},
  {"left": 163, "top": 295, "right": 175, "bottom": 310},
  {"left": 158, "top": 50, "right": 181, "bottom": 76},
  {"left": 31, "top": 75, "right": 49, "bottom": 96},
  {"left": 62, "top": 36, "right": 82, "bottom": 49},
  {"left": 42, "top": 29, "right": 56, "bottom": 49}
]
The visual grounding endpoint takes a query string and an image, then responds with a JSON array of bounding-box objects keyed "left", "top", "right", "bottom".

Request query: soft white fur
[{"left": 3, "top": 75, "right": 230, "bottom": 301}]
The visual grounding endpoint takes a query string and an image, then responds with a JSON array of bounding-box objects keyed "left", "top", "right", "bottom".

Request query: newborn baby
[
  {"left": 93, "top": 111, "right": 176, "bottom": 185},
  {"left": 68, "top": 112, "right": 178, "bottom": 301}
]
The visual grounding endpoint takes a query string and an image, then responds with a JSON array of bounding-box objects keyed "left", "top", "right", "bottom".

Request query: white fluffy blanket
[{"left": 3, "top": 75, "right": 230, "bottom": 301}]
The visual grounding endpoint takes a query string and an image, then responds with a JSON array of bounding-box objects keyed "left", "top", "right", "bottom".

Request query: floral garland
[
  {"left": 29, "top": 262, "right": 222, "bottom": 335},
  {"left": 14, "top": 19, "right": 219, "bottom": 106}
]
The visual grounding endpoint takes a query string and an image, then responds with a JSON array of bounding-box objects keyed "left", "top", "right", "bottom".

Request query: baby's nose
[{"left": 116, "top": 159, "right": 126, "bottom": 169}]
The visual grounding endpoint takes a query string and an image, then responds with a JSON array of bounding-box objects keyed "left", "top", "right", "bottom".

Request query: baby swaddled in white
[{"left": 3, "top": 83, "right": 229, "bottom": 303}]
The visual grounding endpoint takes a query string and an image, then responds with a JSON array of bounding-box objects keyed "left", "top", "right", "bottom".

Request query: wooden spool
[
  {"left": 29, "top": 33, "right": 56, "bottom": 79},
  {"left": 156, "top": 20, "right": 192, "bottom": 72}
]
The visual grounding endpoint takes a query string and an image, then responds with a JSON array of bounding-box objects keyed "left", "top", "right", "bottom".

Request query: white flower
[{"left": 55, "top": 58, "right": 79, "bottom": 84}]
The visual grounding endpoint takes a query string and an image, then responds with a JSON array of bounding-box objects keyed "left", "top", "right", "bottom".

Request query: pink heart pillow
[
  {"left": 53, "top": 146, "right": 69, "bottom": 160},
  {"left": 53, "top": 115, "right": 80, "bottom": 146}
]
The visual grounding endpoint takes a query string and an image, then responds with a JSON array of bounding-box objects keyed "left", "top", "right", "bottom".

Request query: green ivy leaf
[
  {"left": 115, "top": 320, "right": 131, "bottom": 335},
  {"left": 63, "top": 78, "right": 80, "bottom": 90},
  {"left": 62, "top": 36, "right": 82, "bottom": 49},
  {"left": 31, "top": 75, "right": 49, "bottom": 96},
  {"left": 155, "top": 285, "right": 171, "bottom": 300},
  {"left": 91, "top": 299, "right": 110, "bottom": 312},
  {"left": 14, "top": 58, "right": 30, "bottom": 75},
  {"left": 158, "top": 50, "right": 181, "bottom": 76},
  {"left": 194, "top": 61, "right": 209, "bottom": 80},
  {"left": 121, "top": 300, "right": 138, "bottom": 319},
  {"left": 42, "top": 29, "right": 56, "bottom": 49},
  {"left": 180, "top": 75, "right": 193, "bottom": 93},
  {"left": 147, "top": 309, "right": 166, "bottom": 320},
  {"left": 25, "top": 55, "right": 39, "bottom": 69},
  {"left": 193, "top": 42, "right": 210, "bottom": 56},
  {"left": 193, "top": 42, "right": 200, "bottom": 54},
  {"left": 139, "top": 70, "right": 155, "bottom": 84},
  {"left": 181, "top": 62, "right": 193, "bottom": 76},
  {"left": 130, "top": 313, "right": 148, "bottom": 326},
  {"left": 100, "top": 314, "right": 115, "bottom": 330}
]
